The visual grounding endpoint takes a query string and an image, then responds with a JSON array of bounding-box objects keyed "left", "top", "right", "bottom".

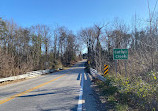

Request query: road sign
[
  {"left": 113, "top": 49, "right": 128, "bottom": 60},
  {"left": 104, "top": 65, "right": 108, "bottom": 76},
  {"left": 88, "top": 61, "right": 90, "bottom": 64}
]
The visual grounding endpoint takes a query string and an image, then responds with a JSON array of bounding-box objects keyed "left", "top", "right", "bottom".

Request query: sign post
[
  {"left": 115, "top": 60, "right": 117, "bottom": 77},
  {"left": 113, "top": 49, "right": 128, "bottom": 77},
  {"left": 125, "top": 60, "right": 127, "bottom": 77}
]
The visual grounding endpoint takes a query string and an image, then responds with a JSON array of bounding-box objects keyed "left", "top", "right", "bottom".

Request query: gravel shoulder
[{"left": 88, "top": 74, "right": 107, "bottom": 111}]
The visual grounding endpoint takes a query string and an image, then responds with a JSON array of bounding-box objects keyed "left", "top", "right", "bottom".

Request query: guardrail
[
  {"left": 90, "top": 68, "right": 106, "bottom": 82},
  {"left": 0, "top": 69, "right": 55, "bottom": 83}
]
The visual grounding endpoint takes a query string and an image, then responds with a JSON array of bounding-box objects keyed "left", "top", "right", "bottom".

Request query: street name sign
[{"left": 113, "top": 49, "right": 128, "bottom": 60}]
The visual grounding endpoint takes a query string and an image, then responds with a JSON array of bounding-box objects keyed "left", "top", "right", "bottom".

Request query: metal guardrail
[
  {"left": 0, "top": 69, "right": 55, "bottom": 83},
  {"left": 90, "top": 68, "right": 106, "bottom": 82},
  {"left": 0, "top": 68, "right": 105, "bottom": 83}
]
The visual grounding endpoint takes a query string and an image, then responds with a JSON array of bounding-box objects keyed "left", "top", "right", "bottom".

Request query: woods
[
  {"left": 1, "top": 15, "right": 158, "bottom": 79},
  {"left": 0, "top": 19, "right": 80, "bottom": 78},
  {"left": 82, "top": 17, "right": 158, "bottom": 110},
  {"left": 80, "top": 16, "right": 158, "bottom": 76}
]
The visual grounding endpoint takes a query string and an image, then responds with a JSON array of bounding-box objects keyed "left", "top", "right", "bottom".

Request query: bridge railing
[
  {"left": 90, "top": 68, "right": 106, "bottom": 82},
  {"left": 0, "top": 69, "right": 55, "bottom": 83}
]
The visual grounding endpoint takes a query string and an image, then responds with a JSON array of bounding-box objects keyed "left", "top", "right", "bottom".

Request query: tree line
[
  {"left": 1, "top": 12, "right": 158, "bottom": 79},
  {"left": 80, "top": 16, "right": 158, "bottom": 78},
  {"left": 0, "top": 18, "right": 81, "bottom": 77}
]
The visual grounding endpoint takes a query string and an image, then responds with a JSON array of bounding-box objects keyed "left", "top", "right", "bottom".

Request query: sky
[{"left": 0, "top": 0, "right": 158, "bottom": 33}]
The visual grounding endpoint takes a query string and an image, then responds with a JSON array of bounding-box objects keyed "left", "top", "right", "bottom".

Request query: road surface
[{"left": 0, "top": 61, "right": 98, "bottom": 111}]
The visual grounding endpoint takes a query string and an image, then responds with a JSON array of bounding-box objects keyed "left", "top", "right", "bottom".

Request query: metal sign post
[
  {"left": 115, "top": 60, "right": 117, "bottom": 77},
  {"left": 125, "top": 60, "right": 127, "bottom": 77}
]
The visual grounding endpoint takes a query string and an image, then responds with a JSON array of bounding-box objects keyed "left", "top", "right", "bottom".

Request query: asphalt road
[{"left": 0, "top": 61, "right": 98, "bottom": 111}]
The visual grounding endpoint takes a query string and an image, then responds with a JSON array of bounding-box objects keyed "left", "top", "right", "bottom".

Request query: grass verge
[{"left": 94, "top": 73, "right": 158, "bottom": 111}]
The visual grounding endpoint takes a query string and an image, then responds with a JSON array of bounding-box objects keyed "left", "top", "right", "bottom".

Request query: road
[{"left": 0, "top": 61, "right": 98, "bottom": 111}]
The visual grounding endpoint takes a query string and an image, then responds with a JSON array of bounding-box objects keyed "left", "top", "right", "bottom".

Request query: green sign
[{"left": 113, "top": 49, "right": 128, "bottom": 60}]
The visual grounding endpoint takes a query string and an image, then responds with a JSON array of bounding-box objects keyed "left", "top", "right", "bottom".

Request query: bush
[{"left": 95, "top": 73, "right": 158, "bottom": 111}]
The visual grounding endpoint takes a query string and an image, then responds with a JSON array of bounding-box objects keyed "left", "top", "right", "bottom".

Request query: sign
[
  {"left": 88, "top": 61, "right": 90, "bottom": 64},
  {"left": 113, "top": 49, "right": 128, "bottom": 60},
  {"left": 104, "top": 65, "right": 108, "bottom": 76}
]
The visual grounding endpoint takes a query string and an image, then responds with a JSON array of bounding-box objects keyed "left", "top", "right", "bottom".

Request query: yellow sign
[
  {"left": 88, "top": 61, "right": 90, "bottom": 64},
  {"left": 104, "top": 65, "right": 108, "bottom": 76}
]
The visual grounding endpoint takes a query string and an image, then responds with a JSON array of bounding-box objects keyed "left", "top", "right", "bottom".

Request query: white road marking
[
  {"left": 84, "top": 73, "right": 87, "bottom": 80},
  {"left": 77, "top": 73, "right": 84, "bottom": 111}
]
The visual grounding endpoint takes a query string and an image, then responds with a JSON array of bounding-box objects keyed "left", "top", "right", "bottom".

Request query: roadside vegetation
[
  {"left": 85, "top": 60, "right": 158, "bottom": 110},
  {"left": 94, "top": 73, "right": 158, "bottom": 111},
  {"left": 83, "top": 19, "right": 158, "bottom": 110},
  {"left": 82, "top": 3, "right": 158, "bottom": 110},
  {"left": 83, "top": 17, "right": 158, "bottom": 109},
  {"left": 0, "top": 19, "right": 82, "bottom": 78}
]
